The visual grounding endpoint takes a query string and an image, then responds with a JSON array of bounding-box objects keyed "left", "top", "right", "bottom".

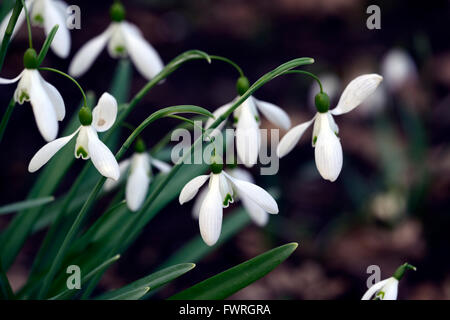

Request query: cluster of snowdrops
[{"left": 0, "top": 1, "right": 415, "bottom": 300}]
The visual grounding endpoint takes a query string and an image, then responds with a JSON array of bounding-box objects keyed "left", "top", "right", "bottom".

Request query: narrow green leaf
[
  {"left": 37, "top": 24, "right": 58, "bottom": 66},
  {"left": 0, "top": 196, "right": 55, "bottom": 215},
  {"left": 169, "top": 243, "right": 298, "bottom": 300},
  {"left": 95, "top": 263, "right": 195, "bottom": 300},
  {"left": 107, "top": 287, "right": 150, "bottom": 300},
  {"left": 0, "top": 261, "right": 13, "bottom": 300},
  {"left": 48, "top": 254, "right": 120, "bottom": 300}
]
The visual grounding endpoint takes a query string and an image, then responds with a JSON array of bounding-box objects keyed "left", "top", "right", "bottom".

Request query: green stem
[
  {"left": 21, "top": 0, "right": 32, "bottom": 49},
  {"left": 0, "top": 98, "right": 16, "bottom": 145},
  {"left": 283, "top": 70, "right": 323, "bottom": 92},
  {"left": 210, "top": 55, "right": 244, "bottom": 77},
  {"left": 0, "top": 0, "right": 23, "bottom": 72},
  {"left": 39, "top": 67, "right": 88, "bottom": 108}
]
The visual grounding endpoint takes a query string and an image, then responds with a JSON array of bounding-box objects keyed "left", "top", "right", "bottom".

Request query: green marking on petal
[
  {"left": 313, "top": 136, "right": 318, "bottom": 145},
  {"left": 76, "top": 146, "right": 88, "bottom": 159},
  {"left": 33, "top": 14, "right": 44, "bottom": 24},
  {"left": 375, "top": 291, "right": 385, "bottom": 299},
  {"left": 19, "top": 91, "right": 29, "bottom": 103},
  {"left": 254, "top": 115, "right": 260, "bottom": 122},
  {"left": 115, "top": 46, "right": 126, "bottom": 55},
  {"left": 223, "top": 193, "right": 233, "bottom": 207},
  {"left": 233, "top": 116, "right": 238, "bottom": 123}
]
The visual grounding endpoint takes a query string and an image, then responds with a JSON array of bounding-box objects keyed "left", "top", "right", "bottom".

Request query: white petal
[
  {"left": 331, "top": 74, "right": 383, "bottom": 116},
  {"left": 235, "top": 100, "right": 260, "bottom": 168},
  {"left": 240, "top": 195, "right": 269, "bottom": 226},
  {"left": 86, "top": 127, "right": 120, "bottom": 180},
  {"left": 254, "top": 98, "right": 291, "bottom": 130},
  {"left": 68, "top": 26, "right": 112, "bottom": 77},
  {"left": 104, "top": 158, "right": 131, "bottom": 191},
  {"left": 277, "top": 117, "right": 315, "bottom": 158},
  {"left": 28, "top": 70, "right": 59, "bottom": 141},
  {"left": 192, "top": 187, "right": 207, "bottom": 219},
  {"left": 126, "top": 154, "right": 151, "bottom": 211},
  {"left": 28, "top": 128, "right": 79, "bottom": 172},
  {"left": 122, "top": 22, "right": 164, "bottom": 80},
  {"left": 43, "top": 0, "right": 70, "bottom": 58},
  {"left": 0, "top": 5, "right": 26, "bottom": 43},
  {"left": 382, "top": 278, "right": 399, "bottom": 300},
  {"left": 218, "top": 172, "right": 233, "bottom": 207},
  {"left": 92, "top": 92, "right": 117, "bottom": 132},
  {"left": 75, "top": 126, "right": 90, "bottom": 159},
  {"left": 149, "top": 157, "right": 172, "bottom": 173},
  {"left": 227, "top": 167, "right": 254, "bottom": 183},
  {"left": 361, "top": 278, "right": 390, "bottom": 300},
  {"left": 39, "top": 74, "right": 65, "bottom": 121},
  {"left": 222, "top": 171, "right": 278, "bottom": 214},
  {"left": 179, "top": 174, "right": 210, "bottom": 204},
  {"left": 314, "top": 113, "right": 343, "bottom": 182},
  {"left": 381, "top": 49, "right": 417, "bottom": 91},
  {"left": 199, "top": 174, "right": 223, "bottom": 246},
  {"left": 0, "top": 72, "right": 23, "bottom": 84}
]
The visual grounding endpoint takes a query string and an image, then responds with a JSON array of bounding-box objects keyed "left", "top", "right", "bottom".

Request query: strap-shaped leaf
[
  {"left": 0, "top": 196, "right": 54, "bottom": 215},
  {"left": 169, "top": 243, "right": 298, "bottom": 300},
  {"left": 107, "top": 287, "right": 150, "bottom": 300},
  {"left": 95, "top": 263, "right": 195, "bottom": 300},
  {"left": 37, "top": 25, "right": 59, "bottom": 66}
]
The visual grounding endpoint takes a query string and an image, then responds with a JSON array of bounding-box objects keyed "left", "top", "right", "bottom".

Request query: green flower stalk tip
[
  {"left": 134, "top": 137, "right": 146, "bottom": 153},
  {"left": 23, "top": 48, "right": 38, "bottom": 69},
  {"left": 210, "top": 154, "right": 223, "bottom": 174},
  {"left": 315, "top": 92, "right": 330, "bottom": 113},
  {"left": 78, "top": 107, "right": 93, "bottom": 126},
  {"left": 236, "top": 76, "right": 250, "bottom": 96},
  {"left": 392, "top": 262, "right": 417, "bottom": 281},
  {"left": 110, "top": 2, "right": 126, "bottom": 22}
]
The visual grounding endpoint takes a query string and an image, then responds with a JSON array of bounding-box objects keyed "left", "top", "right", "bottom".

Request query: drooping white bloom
[
  {"left": 0, "top": 0, "right": 71, "bottom": 58},
  {"left": 206, "top": 96, "right": 291, "bottom": 168},
  {"left": 68, "top": 20, "right": 163, "bottom": 80},
  {"left": 192, "top": 167, "right": 272, "bottom": 227},
  {"left": 362, "top": 277, "right": 399, "bottom": 300},
  {"left": 277, "top": 74, "right": 383, "bottom": 182},
  {"left": 179, "top": 170, "right": 278, "bottom": 246},
  {"left": 0, "top": 69, "right": 65, "bottom": 141},
  {"left": 104, "top": 152, "right": 172, "bottom": 211},
  {"left": 381, "top": 48, "right": 417, "bottom": 92},
  {"left": 28, "top": 92, "right": 120, "bottom": 180}
]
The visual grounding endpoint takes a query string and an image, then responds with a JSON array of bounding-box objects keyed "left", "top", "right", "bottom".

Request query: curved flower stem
[
  {"left": 39, "top": 67, "right": 88, "bottom": 108},
  {"left": 20, "top": 0, "right": 32, "bottom": 49},
  {"left": 0, "top": 98, "right": 15, "bottom": 145},
  {"left": 283, "top": 70, "right": 324, "bottom": 93},
  {"left": 0, "top": 0, "right": 23, "bottom": 72},
  {"left": 209, "top": 55, "right": 244, "bottom": 77}
]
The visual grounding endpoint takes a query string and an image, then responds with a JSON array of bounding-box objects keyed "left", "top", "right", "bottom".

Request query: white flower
[
  {"left": 104, "top": 152, "right": 172, "bottom": 211},
  {"left": 277, "top": 74, "right": 383, "bottom": 182},
  {"left": 28, "top": 92, "right": 120, "bottom": 180},
  {"left": 381, "top": 48, "right": 417, "bottom": 92},
  {"left": 68, "top": 21, "right": 163, "bottom": 80},
  {"left": 207, "top": 96, "right": 291, "bottom": 168},
  {"left": 179, "top": 170, "right": 278, "bottom": 246},
  {"left": 362, "top": 277, "right": 399, "bottom": 300},
  {"left": 192, "top": 167, "right": 272, "bottom": 226},
  {"left": 0, "top": 0, "right": 71, "bottom": 58},
  {"left": 0, "top": 68, "right": 65, "bottom": 141}
]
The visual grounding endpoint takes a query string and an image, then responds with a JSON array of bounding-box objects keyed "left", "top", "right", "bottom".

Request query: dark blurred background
[{"left": 1, "top": 0, "right": 450, "bottom": 299}]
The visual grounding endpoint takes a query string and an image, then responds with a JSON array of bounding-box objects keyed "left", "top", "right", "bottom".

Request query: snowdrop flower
[
  {"left": 104, "top": 138, "right": 172, "bottom": 211},
  {"left": 68, "top": 2, "right": 163, "bottom": 80},
  {"left": 192, "top": 167, "right": 272, "bottom": 226},
  {"left": 308, "top": 73, "right": 340, "bottom": 110},
  {"left": 277, "top": 74, "right": 383, "bottom": 182},
  {"left": 179, "top": 155, "right": 278, "bottom": 246},
  {"left": 28, "top": 92, "right": 120, "bottom": 180},
  {"left": 362, "top": 263, "right": 416, "bottom": 300},
  {"left": 0, "top": 48, "right": 65, "bottom": 141},
  {"left": 0, "top": 0, "right": 71, "bottom": 58},
  {"left": 207, "top": 76, "right": 291, "bottom": 168},
  {"left": 381, "top": 48, "right": 417, "bottom": 92}
]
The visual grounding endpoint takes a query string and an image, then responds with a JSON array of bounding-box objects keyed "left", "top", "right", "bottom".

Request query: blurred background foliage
[{"left": 0, "top": 0, "right": 450, "bottom": 299}]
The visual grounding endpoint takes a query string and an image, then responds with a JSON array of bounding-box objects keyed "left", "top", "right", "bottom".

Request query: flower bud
[
  {"left": 23, "top": 48, "right": 38, "bottom": 69},
  {"left": 110, "top": 2, "right": 126, "bottom": 22},
  {"left": 210, "top": 154, "right": 223, "bottom": 174},
  {"left": 236, "top": 76, "right": 250, "bottom": 96},
  {"left": 78, "top": 107, "right": 93, "bottom": 126},
  {"left": 315, "top": 92, "right": 330, "bottom": 113},
  {"left": 134, "top": 137, "right": 146, "bottom": 153}
]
